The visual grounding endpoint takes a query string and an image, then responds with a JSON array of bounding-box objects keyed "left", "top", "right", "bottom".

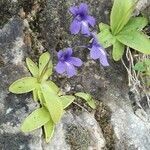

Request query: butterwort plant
[
  {"left": 98, "top": 0, "right": 150, "bottom": 61},
  {"left": 9, "top": 52, "right": 96, "bottom": 142},
  {"left": 9, "top": 52, "right": 67, "bottom": 142}
]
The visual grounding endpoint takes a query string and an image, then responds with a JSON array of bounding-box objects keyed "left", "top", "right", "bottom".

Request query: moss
[
  {"left": 65, "top": 125, "right": 91, "bottom": 150},
  {"left": 95, "top": 101, "right": 115, "bottom": 150}
]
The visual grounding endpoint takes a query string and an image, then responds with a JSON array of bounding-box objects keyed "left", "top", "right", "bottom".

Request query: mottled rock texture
[
  {"left": 0, "top": 0, "right": 150, "bottom": 150},
  {"left": 0, "top": 17, "right": 42, "bottom": 150},
  {"left": 43, "top": 111, "right": 106, "bottom": 150}
]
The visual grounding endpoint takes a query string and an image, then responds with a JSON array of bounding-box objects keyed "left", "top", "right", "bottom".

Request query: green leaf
[
  {"left": 75, "top": 92, "right": 96, "bottom": 109},
  {"left": 98, "top": 23, "right": 116, "bottom": 48},
  {"left": 133, "top": 60, "right": 150, "bottom": 72},
  {"left": 42, "top": 81, "right": 59, "bottom": 94},
  {"left": 75, "top": 92, "right": 91, "bottom": 100},
  {"left": 60, "top": 95, "right": 75, "bottom": 109},
  {"left": 110, "top": 0, "right": 136, "bottom": 35},
  {"left": 112, "top": 40, "right": 125, "bottom": 61},
  {"left": 37, "top": 89, "right": 44, "bottom": 104},
  {"left": 33, "top": 89, "right": 38, "bottom": 101},
  {"left": 86, "top": 99, "right": 96, "bottom": 109},
  {"left": 117, "top": 31, "right": 150, "bottom": 54},
  {"left": 26, "top": 58, "right": 39, "bottom": 77},
  {"left": 44, "top": 119, "right": 55, "bottom": 143},
  {"left": 33, "top": 83, "right": 41, "bottom": 101},
  {"left": 32, "top": 83, "right": 41, "bottom": 102},
  {"left": 21, "top": 107, "right": 50, "bottom": 132},
  {"left": 144, "top": 60, "right": 150, "bottom": 66},
  {"left": 99, "top": 23, "right": 110, "bottom": 31},
  {"left": 41, "top": 61, "right": 53, "bottom": 81},
  {"left": 39, "top": 52, "right": 50, "bottom": 76},
  {"left": 9, "top": 77, "right": 37, "bottom": 94},
  {"left": 41, "top": 84, "right": 63, "bottom": 123},
  {"left": 122, "top": 17, "right": 148, "bottom": 32},
  {"left": 133, "top": 62, "right": 146, "bottom": 72}
]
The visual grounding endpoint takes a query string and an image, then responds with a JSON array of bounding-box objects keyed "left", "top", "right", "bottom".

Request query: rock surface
[
  {"left": 0, "top": 17, "right": 106, "bottom": 150},
  {"left": 44, "top": 111, "right": 106, "bottom": 150},
  {"left": 0, "top": 17, "right": 42, "bottom": 150},
  {"left": 0, "top": 0, "right": 150, "bottom": 150}
]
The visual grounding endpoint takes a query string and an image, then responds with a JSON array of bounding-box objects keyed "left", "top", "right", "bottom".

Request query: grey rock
[
  {"left": 135, "top": 0, "right": 150, "bottom": 14},
  {"left": 112, "top": 109, "right": 150, "bottom": 150},
  {"left": 40, "top": 0, "right": 112, "bottom": 56},
  {"left": 0, "top": 16, "right": 105, "bottom": 150},
  {"left": 1, "top": 0, "right": 150, "bottom": 150},
  {"left": 102, "top": 84, "right": 150, "bottom": 150},
  {"left": 0, "top": 17, "right": 42, "bottom": 150},
  {"left": 43, "top": 111, "right": 106, "bottom": 150}
]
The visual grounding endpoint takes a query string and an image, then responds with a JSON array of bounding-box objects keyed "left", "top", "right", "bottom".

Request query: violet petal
[
  {"left": 79, "top": 3, "right": 88, "bottom": 14},
  {"left": 57, "top": 50, "right": 63, "bottom": 59},
  {"left": 69, "top": 6, "right": 78, "bottom": 15},
  {"left": 87, "top": 16, "right": 96, "bottom": 27},
  {"left": 55, "top": 62, "right": 66, "bottom": 74},
  {"left": 70, "top": 19, "right": 81, "bottom": 34},
  {"left": 81, "top": 21, "right": 90, "bottom": 35},
  {"left": 99, "top": 50, "right": 109, "bottom": 66},
  {"left": 66, "top": 63, "right": 77, "bottom": 77},
  {"left": 68, "top": 57, "right": 83, "bottom": 66},
  {"left": 65, "top": 48, "right": 73, "bottom": 57},
  {"left": 90, "top": 46, "right": 101, "bottom": 60}
]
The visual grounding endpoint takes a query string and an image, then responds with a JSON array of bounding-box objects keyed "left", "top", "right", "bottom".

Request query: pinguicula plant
[
  {"left": 97, "top": 0, "right": 150, "bottom": 61},
  {"left": 9, "top": 52, "right": 96, "bottom": 142}
]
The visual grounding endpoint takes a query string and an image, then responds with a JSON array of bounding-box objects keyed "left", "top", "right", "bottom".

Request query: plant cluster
[
  {"left": 9, "top": 0, "right": 150, "bottom": 143},
  {"left": 9, "top": 52, "right": 96, "bottom": 142},
  {"left": 97, "top": 0, "right": 150, "bottom": 107},
  {"left": 98, "top": 0, "right": 150, "bottom": 61}
]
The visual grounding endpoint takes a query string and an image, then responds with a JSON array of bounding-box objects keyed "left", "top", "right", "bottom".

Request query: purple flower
[
  {"left": 69, "top": 3, "right": 96, "bottom": 36},
  {"left": 55, "top": 48, "right": 83, "bottom": 77},
  {"left": 89, "top": 33, "right": 109, "bottom": 66}
]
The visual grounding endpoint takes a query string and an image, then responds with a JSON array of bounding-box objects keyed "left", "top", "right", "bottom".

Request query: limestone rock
[
  {"left": 43, "top": 111, "right": 106, "bottom": 150},
  {"left": 0, "top": 0, "right": 150, "bottom": 150},
  {"left": 0, "top": 17, "right": 42, "bottom": 150}
]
